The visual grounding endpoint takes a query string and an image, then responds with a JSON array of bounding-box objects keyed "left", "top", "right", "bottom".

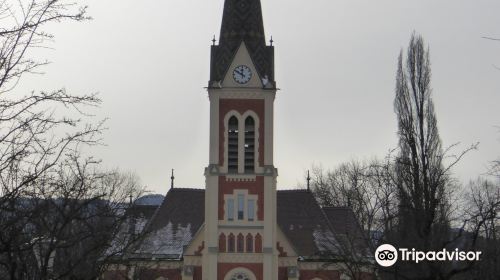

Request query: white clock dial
[{"left": 232, "top": 65, "right": 252, "bottom": 84}]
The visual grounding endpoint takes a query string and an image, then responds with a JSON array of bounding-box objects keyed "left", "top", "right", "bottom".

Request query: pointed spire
[
  {"left": 170, "top": 169, "right": 175, "bottom": 189},
  {"left": 210, "top": 0, "right": 274, "bottom": 85},
  {"left": 219, "top": 0, "right": 266, "bottom": 46},
  {"left": 306, "top": 170, "right": 311, "bottom": 191}
]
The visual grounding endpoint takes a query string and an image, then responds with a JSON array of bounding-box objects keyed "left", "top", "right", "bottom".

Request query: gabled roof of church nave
[
  {"left": 120, "top": 188, "right": 370, "bottom": 260},
  {"left": 129, "top": 188, "right": 205, "bottom": 259}
]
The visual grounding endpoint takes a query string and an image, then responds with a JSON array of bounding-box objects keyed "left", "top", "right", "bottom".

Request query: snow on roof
[
  {"left": 117, "top": 189, "right": 369, "bottom": 260},
  {"left": 136, "top": 222, "right": 193, "bottom": 258},
  {"left": 312, "top": 227, "right": 339, "bottom": 253}
]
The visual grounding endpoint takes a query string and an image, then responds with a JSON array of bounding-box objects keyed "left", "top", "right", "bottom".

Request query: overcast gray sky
[{"left": 19, "top": 0, "right": 500, "bottom": 194}]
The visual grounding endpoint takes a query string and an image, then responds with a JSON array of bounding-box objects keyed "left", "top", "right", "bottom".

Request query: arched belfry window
[
  {"left": 228, "top": 116, "right": 239, "bottom": 173},
  {"left": 244, "top": 116, "right": 255, "bottom": 173}
]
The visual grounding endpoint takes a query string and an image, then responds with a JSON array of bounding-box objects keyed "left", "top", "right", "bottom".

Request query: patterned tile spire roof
[
  {"left": 210, "top": 0, "right": 274, "bottom": 86},
  {"left": 219, "top": 0, "right": 266, "bottom": 46}
]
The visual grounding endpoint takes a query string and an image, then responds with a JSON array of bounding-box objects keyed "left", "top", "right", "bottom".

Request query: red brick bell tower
[{"left": 203, "top": 0, "right": 278, "bottom": 279}]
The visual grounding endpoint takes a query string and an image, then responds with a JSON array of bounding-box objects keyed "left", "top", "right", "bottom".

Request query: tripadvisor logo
[
  {"left": 375, "top": 244, "right": 398, "bottom": 267},
  {"left": 374, "top": 244, "right": 482, "bottom": 267}
]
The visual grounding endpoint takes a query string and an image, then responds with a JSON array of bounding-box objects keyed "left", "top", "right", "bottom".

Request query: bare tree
[
  {"left": 0, "top": 154, "right": 144, "bottom": 279},
  {"left": 455, "top": 131, "right": 500, "bottom": 280},
  {"left": 315, "top": 228, "right": 376, "bottom": 280},
  {"left": 394, "top": 32, "right": 445, "bottom": 248},
  {"left": 489, "top": 128, "right": 500, "bottom": 178},
  {"left": 311, "top": 159, "right": 398, "bottom": 241},
  {"left": 0, "top": 0, "right": 97, "bottom": 195},
  {"left": 310, "top": 33, "right": 493, "bottom": 280},
  {"left": 0, "top": 1, "right": 146, "bottom": 279},
  {"left": 447, "top": 177, "right": 500, "bottom": 280},
  {"left": 310, "top": 159, "right": 398, "bottom": 279},
  {"left": 0, "top": 0, "right": 89, "bottom": 92},
  {"left": 387, "top": 32, "right": 478, "bottom": 280}
]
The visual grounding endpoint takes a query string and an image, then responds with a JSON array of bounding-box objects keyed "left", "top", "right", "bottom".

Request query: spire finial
[
  {"left": 306, "top": 170, "right": 311, "bottom": 191},
  {"left": 270, "top": 36, "right": 274, "bottom": 46},
  {"left": 170, "top": 169, "right": 175, "bottom": 189},
  {"left": 212, "top": 35, "right": 216, "bottom": 46}
]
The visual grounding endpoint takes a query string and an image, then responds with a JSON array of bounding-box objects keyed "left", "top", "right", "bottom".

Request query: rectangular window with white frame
[
  {"left": 247, "top": 199, "right": 255, "bottom": 221},
  {"left": 237, "top": 194, "right": 244, "bottom": 220},
  {"left": 227, "top": 198, "right": 234, "bottom": 221}
]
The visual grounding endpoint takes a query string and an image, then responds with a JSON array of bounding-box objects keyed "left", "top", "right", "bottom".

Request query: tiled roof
[
  {"left": 323, "top": 207, "right": 372, "bottom": 256},
  {"left": 129, "top": 188, "right": 368, "bottom": 259},
  {"left": 132, "top": 188, "right": 205, "bottom": 259},
  {"left": 210, "top": 0, "right": 274, "bottom": 84},
  {"left": 105, "top": 202, "right": 160, "bottom": 257},
  {"left": 276, "top": 190, "right": 340, "bottom": 257},
  {"left": 146, "top": 188, "right": 204, "bottom": 233}
]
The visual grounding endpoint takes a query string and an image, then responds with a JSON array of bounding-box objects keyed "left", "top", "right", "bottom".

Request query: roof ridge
[
  {"left": 277, "top": 189, "right": 310, "bottom": 193},
  {"left": 322, "top": 206, "right": 352, "bottom": 210},
  {"left": 169, "top": 188, "right": 205, "bottom": 192}
]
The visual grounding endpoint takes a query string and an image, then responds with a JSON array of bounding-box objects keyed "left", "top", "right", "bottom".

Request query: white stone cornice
[
  {"left": 208, "top": 88, "right": 276, "bottom": 100},
  {"left": 218, "top": 253, "right": 263, "bottom": 263}
]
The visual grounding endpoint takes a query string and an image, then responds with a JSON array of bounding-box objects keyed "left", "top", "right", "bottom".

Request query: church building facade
[{"left": 103, "top": 0, "right": 373, "bottom": 279}]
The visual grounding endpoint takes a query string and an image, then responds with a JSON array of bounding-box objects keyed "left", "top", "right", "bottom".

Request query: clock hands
[
  {"left": 233, "top": 65, "right": 252, "bottom": 84},
  {"left": 235, "top": 68, "right": 245, "bottom": 77}
]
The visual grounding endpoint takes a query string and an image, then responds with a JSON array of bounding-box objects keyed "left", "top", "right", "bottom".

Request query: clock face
[{"left": 232, "top": 65, "right": 252, "bottom": 84}]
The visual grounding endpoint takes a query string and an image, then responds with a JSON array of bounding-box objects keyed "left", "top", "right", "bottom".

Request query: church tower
[
  {"left": 203, "top": 0, "right": 278, "bottom": 279},
  {"left": 102, "top": 1, "right": 374, "bottom": 279}
]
